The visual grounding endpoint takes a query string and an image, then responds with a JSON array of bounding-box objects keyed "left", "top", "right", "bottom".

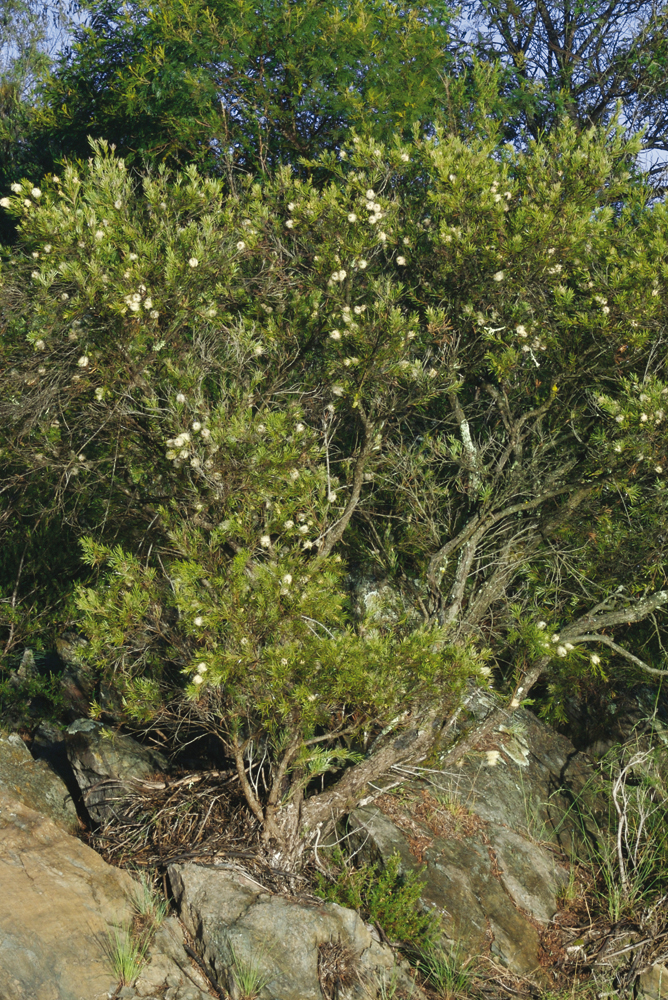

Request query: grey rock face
[
  {"left": 66, "top": 720, "right": 169, "bottom": 824},
  {"left": 168, "top": 864, "right": 421, "bottom": 1000},
  {"left": 0, "top": 730, "right": 78, "bottom": 832},
  {"left": 639, "top": 964, "right": 668, "bottom": 1000},
  {"left": 345, "top": 703, "right": 601, "bottom": 983}
]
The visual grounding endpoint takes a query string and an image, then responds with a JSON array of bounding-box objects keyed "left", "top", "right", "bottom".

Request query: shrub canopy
[{"left": 1, "top": 124, "right": 667, "bottom": 862}]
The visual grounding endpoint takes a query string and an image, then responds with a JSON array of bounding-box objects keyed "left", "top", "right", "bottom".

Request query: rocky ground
[{"left": 1, "top": 642, "right": 667, "bottom": 999}]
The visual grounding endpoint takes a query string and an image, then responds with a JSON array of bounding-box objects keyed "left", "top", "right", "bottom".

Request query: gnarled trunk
[{"left": 235, "top": 708, "right": 444, "bottom": 873}]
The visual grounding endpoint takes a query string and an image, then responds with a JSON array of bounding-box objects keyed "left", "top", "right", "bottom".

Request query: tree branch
[
  {"left": 562, "top": 590, "right": 668, "bottom": 638},
  {"left": 317, "top": 409, "right": 374, "bottom": 558},
  {"left": 569, "top": 633, "right": 668, "bottom": 676}
]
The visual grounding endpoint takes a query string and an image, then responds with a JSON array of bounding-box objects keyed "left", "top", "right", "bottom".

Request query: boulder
[
  {"left": 0, "top": 778, "right": 214, "bottom": 1000},
  {"left": 0, "top": 784, "right": 136, "bottom": 999},
  {"left": 639, "top": 964, "right": 668, "bottom": 1000},
  {"left": 169, "top": 863, "right": 422, "bottom": 1000},
  {"left": 66, "top": 719, "right": 170, "bottom": 824},
  {"left": 345, "top": 700, "right": 604, "bottom": 983},
  {"left": 0, "top": 730, "right": 77, "bottom": 832}
]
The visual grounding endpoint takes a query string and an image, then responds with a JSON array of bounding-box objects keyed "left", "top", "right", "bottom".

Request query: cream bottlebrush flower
[
  {"left": 260, "top": 535, "right": 271, "bottom": 548},
  {"left": 284, "top": 520, "right": 294, "bottom": 529},
  {"left": 176, "top": 393, "right": 187, "bottom": 403},
  {"left": 330, "top": 330, "right": 341, "bottom": 341},
  {"left": 193, "top": 616, "right": 204, "bottom": 626},
  {"left": 237, "top": 240, "right": 246, "bottom": 250},
  {"left": 192, "top": 421, "right": 202, "bottom": 431},
  {"left": 0, "top": 197, "right": 10, "bottom": 208},
  {"left": 10, "top": 183, "right": 22, "bottom": 193},
  {"left": 347, "top": 213, "right": 357, "bottom": 222},
  {"left": 188, "top": 257, "right": 199, "bottom": 268},
  {"left": 493, "top": 271, "right": 505, "bottom": 282},
  {"left": 150, "top": 310, "right": 160, "bottom": 319},
  {"left": 332, "top": 385, "right": 344, "bottom": 396},
  {"left": 396, "top": 256, "right": 406, "bottom": 266},
  {"left": 290, "top": 469, "right": 300, "bottom": 480},
  {"left": 295, "top": 423, "right": 305, "bottom": 432},
  {"left": 401, "top": 153, "right": 410, "bottom": 162},
  {"left": 516, "top": 325, "right": 527, "bottom": 337},
  {"left": 485, "top": 750, "right": 501, "bottom": 766},
  {"left": 366, "top": 189, "right": 375, "bottom": 200},
  {"left": 556, "top": 645, "right": 568, "bottom": 657},
  {"left": 31, "top": 187, "right": 41, "bottom": 198},
  {"left": 196, "top": 662, "right": 208, "bottom": 673},
  {"left": 95, "top": 230, "right": 104, "bottom": 239},
  {"left": 358, "top": 260, "right": 368, "bottom": 269},
  {"left": 77, "top": 356, "right": 90, "bottom": 368},
  {"left": 34, "top": 339, "right": 46, "bottom": 350},
  {"left": 282, "top": 574, "right": 292, "bottom": 586},
  {"left": 193, "top": 674, "right": 203, "bottom": 685},
  {"left": 590, "top": 654, "right": 601, "bottom": 665},
  {"left": 285, "top": 220, "right": 294, "bottom": 228}
]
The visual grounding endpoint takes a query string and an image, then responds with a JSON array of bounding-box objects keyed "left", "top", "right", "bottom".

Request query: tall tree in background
[
  {"left": 0, "top": 0, "right": 75, "bottom": 239},
  {"left": 461, "top": 0, "right": 668, "bottom": 175},
  {"left": 31, "top": 0, "right": 457, "bottom": 175}
]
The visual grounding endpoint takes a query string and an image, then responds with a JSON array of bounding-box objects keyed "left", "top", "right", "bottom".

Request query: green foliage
[
  {"left": 314, "top": 851, "right": 437, "bottom": 948},
  {"left": 31, "top": 0, "right": 458, "bottom": 174},
  {"left": 0, "top": 666, "right": 64, "bottom": 729},
  {"left": 131, "top": 871, "right": 168, "bottom": 932},
  {"left": 413, "top": 942, "right": 475, "bottom": 997},
  {"left": 227, "top": 944, "right": 270, "bottom": 1000},
  {"left": 1, "top": 121, "right": 667, "bottom": 857},
  {"left": 105, "top": 924, "right": 148, "bottom": 986},
  {"left": 0, "top": 2, "right": 73, "bottom": 240}
]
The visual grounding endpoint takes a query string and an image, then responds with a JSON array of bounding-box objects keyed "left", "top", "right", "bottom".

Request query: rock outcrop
[
  {"left": 0, "top": 745, "right": 215, "bottom": 1000},
  {"left": 0, "top": 730, "right": 78, "bottom": 832},
  {"left": 0, "top": 782, "right": 136, "bottom": 999},
  {"left": 345, "top": 695, "right": 605, "bottom": 984},
  {"left": 169, "top": 863, "right": 422, "bottom": 999},
  {"left": 66, "top": 719, "right": 170, "bottom": 824}
]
